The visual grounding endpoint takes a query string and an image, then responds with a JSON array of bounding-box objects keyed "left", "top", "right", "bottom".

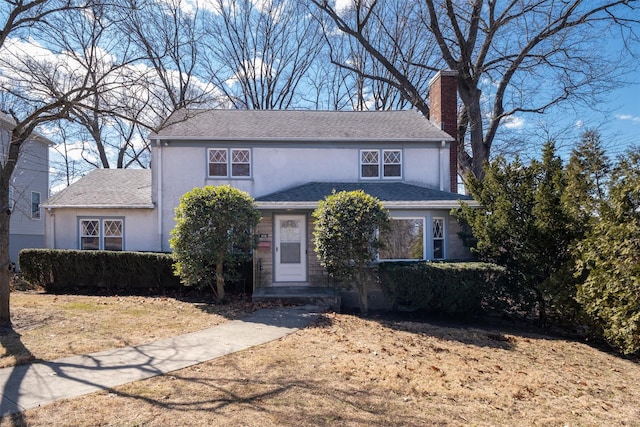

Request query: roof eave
[
  {"left": 43, "top": 204, "right": 156, "bottom": 209},
  {"left": 255, "top": 200, "right": 477, "bottom": 210},
  {"left": 150, "top": 136, "right": 454, "bottom": 143}
]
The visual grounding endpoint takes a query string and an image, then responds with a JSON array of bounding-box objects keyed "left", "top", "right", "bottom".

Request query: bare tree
[
  {"left": 113, "top": 0, "right": 220, "bottom": 115},
  {"left": 315, "top": 0, "right": 438, "bottom": 111},
  {"left": 43, "top": 0, "right": 221, "bottom": 175},
  {"left": 0, "top": 0, "right": 130, "bottom": 325},
  {"left": 313, "top": 0, "right": 640, "bottom": 180},
  {"left": 203, "top": 0, "right": 325, "bottom": 109}
]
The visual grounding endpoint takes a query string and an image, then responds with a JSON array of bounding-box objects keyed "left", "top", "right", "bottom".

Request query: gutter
[
  {"left": 150, "top": 136, "right": 454, "bottom": 143},
  {"left": 41, "top": 204, "right": 156, "bottom": 209},
  {"left": 255, "top": 200, "right": 478, "bottom": 210}
]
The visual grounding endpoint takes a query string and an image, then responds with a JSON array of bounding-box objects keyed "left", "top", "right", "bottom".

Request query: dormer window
[
  {"left": 360, "top": 149, "right": 402, "bottom": 179},
  {"left": 208, "top": 148, "right": 251, "bottom": 178}
]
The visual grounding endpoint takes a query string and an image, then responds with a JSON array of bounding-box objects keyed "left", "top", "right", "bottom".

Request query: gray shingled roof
[
  {"left": 44, "top": 169, "right": 153, "bottom": 208},
  {"left": 151, "top": 109, "right": 453, "bottom": 142},
  {"left": 256, "top": 182, "right": 472, "bottom": 205}
]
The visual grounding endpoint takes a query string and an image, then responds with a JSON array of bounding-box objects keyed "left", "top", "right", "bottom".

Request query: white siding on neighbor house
[
  {"left": 47, "top": 207, "right": 158, "bottom": 252},
  {"left": 1, "top": 126, "right": 49, "bottom": 264},
  {"left": 8, "top": 138, "right": 49, "bottom": 236},
  {"left": 152, "top": 141, "right": 447, "bottom": 251}
]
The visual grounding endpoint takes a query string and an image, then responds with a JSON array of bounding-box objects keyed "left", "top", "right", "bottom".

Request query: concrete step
[{"left": 252, "top": 286, "right": 341, "bottom": 312}]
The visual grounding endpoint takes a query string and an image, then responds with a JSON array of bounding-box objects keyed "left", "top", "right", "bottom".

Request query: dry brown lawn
[
  {"left": 1, "top": 291, "right": 253, "bottom": 368},
  {"left": 1, "top": 292, "right": 640, "bottom": 426}
]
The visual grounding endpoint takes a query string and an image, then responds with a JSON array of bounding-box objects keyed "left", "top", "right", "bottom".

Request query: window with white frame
[
  {"left": 8, "top": 186, "right": 13, "bottom": 211},
  {"left": 433, "top": 217, "right": 445, "bottom": 259},
  {"left": 383, "top": 150, "right": 402, "bottom": 177},
  {"left": 360, "top": 149, "right": 402, "bottom": 179},
  {"left": 103, "top": 220, "right": 123, "bottom": 250},
  {"left": 208, "top": 148, "right": 251, "bottom": 178},
  {"left": 379, "top": 218, "right": 424, "bottom": 260},
  {"left": 208, "top": 149, "right": 227, "bottom": 177},
  {"left": 31, "top": 192, "right": 41, "bottom": 219},
  {"left": 361, "top": 150, "right": 379, "bottom": 178},
  {"left": 80, "top": 219, "right": 123, "bottom": 251}
]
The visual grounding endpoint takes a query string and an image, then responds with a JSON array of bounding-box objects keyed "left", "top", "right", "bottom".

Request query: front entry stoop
[{"left": 252, "top": 286, "right": 341, "bottom": 312}]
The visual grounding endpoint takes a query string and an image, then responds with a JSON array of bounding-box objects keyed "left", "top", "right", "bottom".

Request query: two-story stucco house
[
  {"left": 1, "top": 112, "right": 51, "bottom": 267},
  {"left": 44, "top": 71, "right": 472, "bottom": 305}
]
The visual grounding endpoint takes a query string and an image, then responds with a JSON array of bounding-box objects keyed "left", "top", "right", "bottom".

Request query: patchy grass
[
  {"left": 0, "top": 291, "right": 253, "bottom": 368},
  {"left": 1, "top": 306, "right": 639, "bottom": 426}
]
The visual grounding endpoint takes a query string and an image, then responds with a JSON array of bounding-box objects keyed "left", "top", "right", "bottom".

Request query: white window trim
[
  {"left": 31, "top": 191, "right": 41, "bottom": 220},
  {"left": 79, "top": 218, "right": 124, "bottom": 251},
  {"left": 207, "top": 148, "right": 252, "bottom": 179},
  {"left": 360, "top": 149, "right": 380, "bottom": 179},
  {"left": 360, "top": 149, "right": 403, "bottom": 180},
  {"left": 382, "top": 149, "right": 402, "bottom": 179},
  {"left": 432, "top": 216, "right": 446, "bottom": 260},
  {"left": 8, "top": 186, "right": 13, "bottom": 211}
]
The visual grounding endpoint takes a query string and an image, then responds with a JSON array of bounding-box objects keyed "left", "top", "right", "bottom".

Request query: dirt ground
[{"left": 1, "top": 293, "right": 639, "bottom": 426}]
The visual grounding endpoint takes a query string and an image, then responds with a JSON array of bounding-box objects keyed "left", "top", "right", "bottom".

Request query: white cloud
[
  {"left": 616, "top": 114, "right": 640, "bottom": 123},
  {"left": 334, "top": 0, "right": 352, "bottom": 13},
  {"left": 503, "top": 115, "right": 525, "bottom": 130}
]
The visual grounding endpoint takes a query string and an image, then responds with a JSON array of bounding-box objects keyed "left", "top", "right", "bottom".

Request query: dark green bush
[
  {"left": 377, "top": 261, "right": 507, "bottom": 316},
  {"left": 19, "top": 249, "right": 182, "bottom": 294}
]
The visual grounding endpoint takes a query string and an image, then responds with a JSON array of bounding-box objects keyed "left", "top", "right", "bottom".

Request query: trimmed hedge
[
  {"left": 377, "top": 261, "right": 507, "bottom": 316},
  {"left": 19, "top": 249, "right": 182, "bottom": 294}
]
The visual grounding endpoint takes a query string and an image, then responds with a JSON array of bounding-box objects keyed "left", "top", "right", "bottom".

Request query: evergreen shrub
[
  {"left": 19, "top": 249, "right": 182, "bottom": 294},
  {"left": 377, "top": 261, "right": 506, "bottom": 316}
]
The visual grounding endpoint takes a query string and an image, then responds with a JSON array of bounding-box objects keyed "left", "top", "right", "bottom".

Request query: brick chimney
[{"left": 429, "top": 70, "right": 458, "bottom": 193}]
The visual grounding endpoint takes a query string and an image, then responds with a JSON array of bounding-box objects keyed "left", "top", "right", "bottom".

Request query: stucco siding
[
  {"left": 154, "top": 142, "right": 446, "bottom": 250},
  {"left": 47, "top": 208, "right": 158, "bottom": 252}
]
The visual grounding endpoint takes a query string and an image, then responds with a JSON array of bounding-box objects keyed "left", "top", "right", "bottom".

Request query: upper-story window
[
  {"left": 8, "top": 186, "right": 13, "bottom": 212},
  {"left": 31, "top": 192, "right": 41, "bottom": 219},
  {"left": 208, "top": 148, "right": 251, "bottom": 178},
  {"left": 360, "top": 149, "right": 402, "bottom": 179}
]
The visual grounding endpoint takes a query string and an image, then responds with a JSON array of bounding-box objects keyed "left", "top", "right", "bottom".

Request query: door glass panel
[
  {"left": 281, "top": 242, "right": 301, "bottom": 263},
  {"left": 280, "top": 219, "right": 302, "bottom": 264}
]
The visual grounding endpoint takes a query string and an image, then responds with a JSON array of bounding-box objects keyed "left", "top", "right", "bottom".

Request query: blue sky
[
  {"left": 605, "top": 81, "right": 640, "bottom": 154},
  {"left": 577, "top": 33, "right": 640, "bottom": 157},
  {"left": 517, "top": 34, "right": 640, "bottom": 161}
]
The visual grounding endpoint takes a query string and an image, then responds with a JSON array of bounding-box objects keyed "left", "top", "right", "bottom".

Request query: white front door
[{"left": 274, "top": 215, "right": 307, "bottom": 282}]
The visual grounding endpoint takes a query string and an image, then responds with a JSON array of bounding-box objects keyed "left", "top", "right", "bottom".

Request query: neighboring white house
[
  {"left": 43, "top": 71, "right": 473, "bottom": 300},
  {"left": 0, "top": 112, "right": 51, "bottom": 267}
]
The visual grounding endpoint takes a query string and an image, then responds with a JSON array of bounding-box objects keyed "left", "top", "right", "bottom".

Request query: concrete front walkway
[{"left": 0, "top": 306, "right": 321, "bottom": 417}]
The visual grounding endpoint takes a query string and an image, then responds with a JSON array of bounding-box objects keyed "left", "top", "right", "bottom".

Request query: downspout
[
  {"left": 439, "top": 141, "right": 446, "bottom": 191},
  {"left": 47, "top": 208, "right": 55, "bottom": 248},
  {"left": 156, "top": 140, "right": 163, "bottom": 251}
]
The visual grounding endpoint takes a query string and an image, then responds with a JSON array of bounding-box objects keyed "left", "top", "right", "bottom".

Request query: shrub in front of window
[
  {"left": 313, "top": 190, "right": 389, "bottom": 315},
  {"left": 377, "top": 261, "right": 507, "bottom": 316},
  {"left": 170, "top": 185, "right": 260, "bottom": 303}
]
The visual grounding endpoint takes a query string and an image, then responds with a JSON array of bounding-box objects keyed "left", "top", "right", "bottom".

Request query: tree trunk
[
  {"left": 0, "top": 196, "right": 11, "bottom": 326},
  {"left": 357, "top": 268, "right": 368, "bottom": 316},
  {"left": 458, "top": 81, "right": 489, "bottom": 181},
  {"left": 215, "top": 260, "right": 225, "bottom": 303}
]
